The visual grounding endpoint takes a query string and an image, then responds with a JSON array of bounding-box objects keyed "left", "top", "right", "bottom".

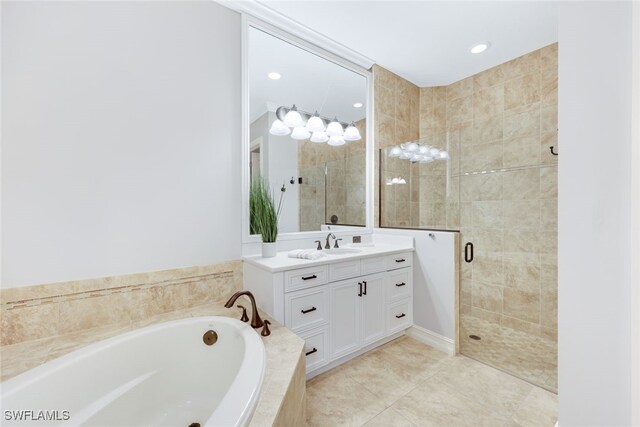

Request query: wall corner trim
[
  {"left": 406, "top": 325, "right": 455, "bottom": 356},
  {"left": 217, "top": 0, "right": 375, "bottom": 70}
]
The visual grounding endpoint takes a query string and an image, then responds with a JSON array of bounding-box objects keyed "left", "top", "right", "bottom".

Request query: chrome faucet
[
  {"left": 325, "top": 233, "right": 336, "bottom": 249},
  {"left": 224, "top": 291, "right": 264, "bottom": 329}
]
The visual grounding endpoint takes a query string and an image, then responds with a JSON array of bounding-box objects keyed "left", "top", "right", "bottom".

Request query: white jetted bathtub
[{"left": 1, "top": 316, "right": 266, "bottom": 427}]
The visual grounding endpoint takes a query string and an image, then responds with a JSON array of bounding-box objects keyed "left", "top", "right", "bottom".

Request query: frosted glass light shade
[
  {"left": 269, "top": 119, "right": 290, "bottom": 136},
  {"left": 306, "top": 113, "right": 325, "bottom": 132},
  {"left": 343, "top": 123, "right": 361, "bottom": 141},
  {"left": 399, "top": 152, "right": 412, "bottom": 160},
  {"left": 328, "top": 135, "right": 345, "bottom": 146},
  {"left": 405, "top": 142, "right": 419, "bottom": 152},
  {"left": 310, "top": 131, "right": 329, "bottom": 143},
  {"left": 439, "top": 151, "right": 449, "bottom": 159},
  {"left": 419, "top": 156, "right": 434, "bottom": 164},
  {"left": 326, "top": 119, "right": 344, "bottom": 137},
  {"left": 429, "top": 147, "right": 440, "bottom": 156},
  {"left": 389, "top": 146, "right": 402, "bottom": 157},
  {"left": 283, "top": 105, "right": 303, "bottom": 127},
  {"left": 291, "top": 126, "right": 310, "bottom": 140},
  {"left": 418, "top": 145, "right": 429, "bottom": 154}
]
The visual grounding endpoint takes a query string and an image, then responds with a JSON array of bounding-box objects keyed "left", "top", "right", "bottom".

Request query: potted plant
[{"left": 250, "top": 178, "right": 283, "bottom": 257}]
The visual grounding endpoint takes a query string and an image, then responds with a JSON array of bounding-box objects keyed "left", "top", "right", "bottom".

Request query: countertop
[{"left": 243, "top": 242, "right": 415, "bottom": 273}]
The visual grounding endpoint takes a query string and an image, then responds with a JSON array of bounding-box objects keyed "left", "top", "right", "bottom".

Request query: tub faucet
[{"left": 224, "top": 291, "right": 264, "bottom": 329}]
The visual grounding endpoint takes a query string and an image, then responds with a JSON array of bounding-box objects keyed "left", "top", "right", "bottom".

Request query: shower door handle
[{"left": 464, "top": 242, "right": 474, "bottom": 263}]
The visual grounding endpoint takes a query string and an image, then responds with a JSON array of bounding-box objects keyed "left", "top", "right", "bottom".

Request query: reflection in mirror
[{"left": 248, "top": 27, "right": 367, "bottom": 234}]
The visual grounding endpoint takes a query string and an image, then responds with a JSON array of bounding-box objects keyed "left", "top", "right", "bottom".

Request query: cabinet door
[
  {"left": 360, "top": 273, "right": 386, "bottom": 346},
  {"left": 329, "top": 280, "right": 360, "bottom": 359}
]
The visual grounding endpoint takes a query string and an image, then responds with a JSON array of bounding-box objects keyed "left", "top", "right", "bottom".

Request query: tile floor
[
  {"left": 306, "top": 336, "right": 557, "bottom": 427},
  {"left": 460, "top": 315, "right": 558, "bottom": 392}
]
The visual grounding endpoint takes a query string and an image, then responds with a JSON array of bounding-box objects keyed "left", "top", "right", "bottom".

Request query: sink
[{"left": 323, "top": 248, "right": 362, "bottom": 255}]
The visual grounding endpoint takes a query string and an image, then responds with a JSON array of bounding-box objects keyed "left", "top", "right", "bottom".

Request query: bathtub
[{"left": 1, "top": 316, "right": 266, "bottom": 427}]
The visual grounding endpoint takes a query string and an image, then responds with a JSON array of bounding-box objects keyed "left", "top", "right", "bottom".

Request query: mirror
[{"left": 247, "top": 26, "right": 368, "bottom": 235}]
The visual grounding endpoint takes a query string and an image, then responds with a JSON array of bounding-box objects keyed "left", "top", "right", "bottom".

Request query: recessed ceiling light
[
  {"left": 470, "top": 43, "right": 490, "bottom": 54},
  {"left": 353, "top": 102, "right": 363, "bottom": 108},
  {"left": 268, "top": 72, "right": 281, "bottom": 80}
]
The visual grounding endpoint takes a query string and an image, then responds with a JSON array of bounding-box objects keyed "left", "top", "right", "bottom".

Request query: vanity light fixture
[
  {"left": 291, "top": 126, "right": 311, "bottom": 140},
  {"left": 343, "top": 122, "right": 361, "bottom": 141},
  {"left": 388, "top": 142, "right": 449, "bottom": 164},
  {"left": 326, "top": 118, "right": 344, "bottom": 137},
  {"left": 283, "top": 105, "right": 303, "bottom": 127},
  {"left": 470, "top": 42, "right": 491, "bottom": 54},
  {"left": 268, "top": 72, "right": 281, "bottom": 80},
  {"left": 269, "top": 119, "right": 290, "bottom": 136},
  {"left": 269, "top": 105, "right": 361, "bottom": 146},
  {"left": 353, "top": 102, "right": 363, "bottom": 108}
]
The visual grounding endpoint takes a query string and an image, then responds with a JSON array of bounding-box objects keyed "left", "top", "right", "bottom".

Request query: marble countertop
[
  {"left": 244, "top": 242, "right": 415, "bottom": 273},
  {"left": 0, "top": 304, "right": 304, "bottom": 427}
]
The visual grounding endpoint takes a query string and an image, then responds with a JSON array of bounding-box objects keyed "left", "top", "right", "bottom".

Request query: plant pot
[{"left": 262, "top": 242, "right": 278, "bottom": 258}]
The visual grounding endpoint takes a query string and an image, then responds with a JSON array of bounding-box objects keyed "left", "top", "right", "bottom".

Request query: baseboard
[{"left": 406, "top": 325, "right": 455, "bottom": 356}]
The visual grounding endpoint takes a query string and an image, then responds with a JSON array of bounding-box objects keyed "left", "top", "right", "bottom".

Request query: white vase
[{"left": 262, "top": 242, "right": 277, "bottom": 258}]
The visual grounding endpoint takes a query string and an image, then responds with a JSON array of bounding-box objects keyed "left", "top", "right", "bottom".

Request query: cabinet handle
[
  {"left": 358, "top": 282, "right": 363, "bottom": 297},
  {"left": 395, "top": 282, "right": 406, "bottom": 287},
  {"left": 301, "top": 306, "right": 317, "bottom": 314},
  {"left": 301, "top": 274, "right": 317, "bottom": 280},
  {"left": 363, "top": 280, "right": 367, "bottom": 295},
  {"left": 395, "top": 313, "right": 406, "bottom": 319},
  {"left": 305, "top": 347, "right": 318, "bottom": 356},
  {"left": 464, "top": 242, "right": 474, "bottom": 263},
  {"left": 395, "top": 259, "right": 406, "bottom": 263}
]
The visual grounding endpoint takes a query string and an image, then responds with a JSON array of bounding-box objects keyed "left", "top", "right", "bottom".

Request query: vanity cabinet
[{"left": 243, "top": 249, "right": 413, "bottom": 377}]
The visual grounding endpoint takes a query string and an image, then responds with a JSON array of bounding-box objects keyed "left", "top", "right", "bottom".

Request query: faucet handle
[
  {"left": 237, "top": 305, "right": 249, "bottom": 322},
  {"left": 315, "top": 240, "right": 322, "bottom": 250},
  {"left": 334, "top": 238, "right": 343, "bottom": 249},
  {"left": 261, "top": 320, "right": 271, "bottom": 337}
]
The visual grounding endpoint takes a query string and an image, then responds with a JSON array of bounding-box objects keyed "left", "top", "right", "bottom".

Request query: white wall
[
  {"left": 375, "top": 228, "right": 457, "bottom": 353},
  {"left": 558, "top": 2, "right": 634, "bottom": 425},
  {"left": 1, "top": 2, "right": 241, "bottom": 287}
]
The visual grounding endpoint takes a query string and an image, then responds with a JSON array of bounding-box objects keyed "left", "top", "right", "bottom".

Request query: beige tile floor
[{"left": 306, "top": 336, "right": 557, "bottom": 427}]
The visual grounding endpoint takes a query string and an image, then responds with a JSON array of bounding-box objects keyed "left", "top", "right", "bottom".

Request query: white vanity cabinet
[{"left": 243, "top": 246, "right": 414, "bottom": 377}]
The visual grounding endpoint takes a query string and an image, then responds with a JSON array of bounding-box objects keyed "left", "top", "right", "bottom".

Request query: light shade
[
  {"left": 310, "top": 131, "right": 329, "bottom": 143},
  {"left": 399, "top": 152, "right": 412, "bottom": 160},
  {"left": 343, "top": 122, "right": 361, "bottom": 141},
  {"left": 418, "top": 145, "right": 429, "bottom": 154},
  {"left": 326, "top": 118, "right": 344, "bottom": 137},
  {"left": 283, "top": 105, "right": 303, "bottom": 127},
  {"left": 306, "top": 113, "right": 325, "bottom": 132},
  {"left": 291, "top": 126, "right": 310, "bottom": 140},
  {"left": 404, "top": 142, "right": 419, "bottom": 152},
  {"left": 420, "top": 156, "right": 434, "bottom": 164},
  {"left": 269, "top": 119, "right": 290, "bottom": 136},
  {"left": 439, "top": 151, "right": 450, "bottom": 159},
  {"left": 328, "top": 135, "right": 345, "bottom": 146},
  {"left": 389, "top": 146, "right": 402, "bottom": 157},
  {"left": 429, "top": 147, "right": 440, "bottom": 156}
]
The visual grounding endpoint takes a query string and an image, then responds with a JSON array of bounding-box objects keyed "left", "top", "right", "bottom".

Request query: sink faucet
[
  {"left": 325, "top": 233, "right": 336, "bottom": 249},
  {"left": 224, "top": 291, "right": 264, "bottom": 329}
]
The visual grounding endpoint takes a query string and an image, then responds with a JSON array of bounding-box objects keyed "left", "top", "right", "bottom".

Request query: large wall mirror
[{"left": 244, "top": 23, "right": 371, "bottom": 240}]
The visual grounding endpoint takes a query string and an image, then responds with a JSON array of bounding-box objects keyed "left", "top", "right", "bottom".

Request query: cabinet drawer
[
  {"left": 285, "top": 287, "right": 328, "bottom": 332},
  {"left": 360, "top": 255, "right": 387, "bottom": 275},
  {"left": 299, "top": 326, "right": 329, "bottom": 372},
  {"left": 284, "top": 265, "right": 329, "bottom": 292},
  {"left": 386, "top": 252, "right": 413, "bottom": 270},
  {"left": 387, "top": 269, "right": 412, "bottom": 302},
  {"left": 329, "top": 260, "right": 361, "bottom": 282},
  {"left": 387, "top": 299, "right": 412, "bottom": 334}
]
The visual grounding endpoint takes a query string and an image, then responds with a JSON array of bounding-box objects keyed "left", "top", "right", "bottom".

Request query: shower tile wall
[
  {"left": 373, "top": 65, "right": 420, "bottom": 227},
  {"left": 298, "top": 118, "right": 366, "bottom": 230},
  {"left": 451, "top": 44, "right": 558, "bottom": 392},
  {"left": 375, "top": 43, "right": 558, "bottom": 392}
]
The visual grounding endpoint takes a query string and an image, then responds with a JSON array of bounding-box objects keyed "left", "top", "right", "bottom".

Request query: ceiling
[
  {"left": 260, "top": 1, "right": 558, "bottom": 87},
  {"left": 249, "top": 27, "right": 367, "bottom": 123}
]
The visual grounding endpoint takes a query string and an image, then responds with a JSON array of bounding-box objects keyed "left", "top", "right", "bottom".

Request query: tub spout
[{"left": 224, "top": 291, "right": 264, "bottom": 329}]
